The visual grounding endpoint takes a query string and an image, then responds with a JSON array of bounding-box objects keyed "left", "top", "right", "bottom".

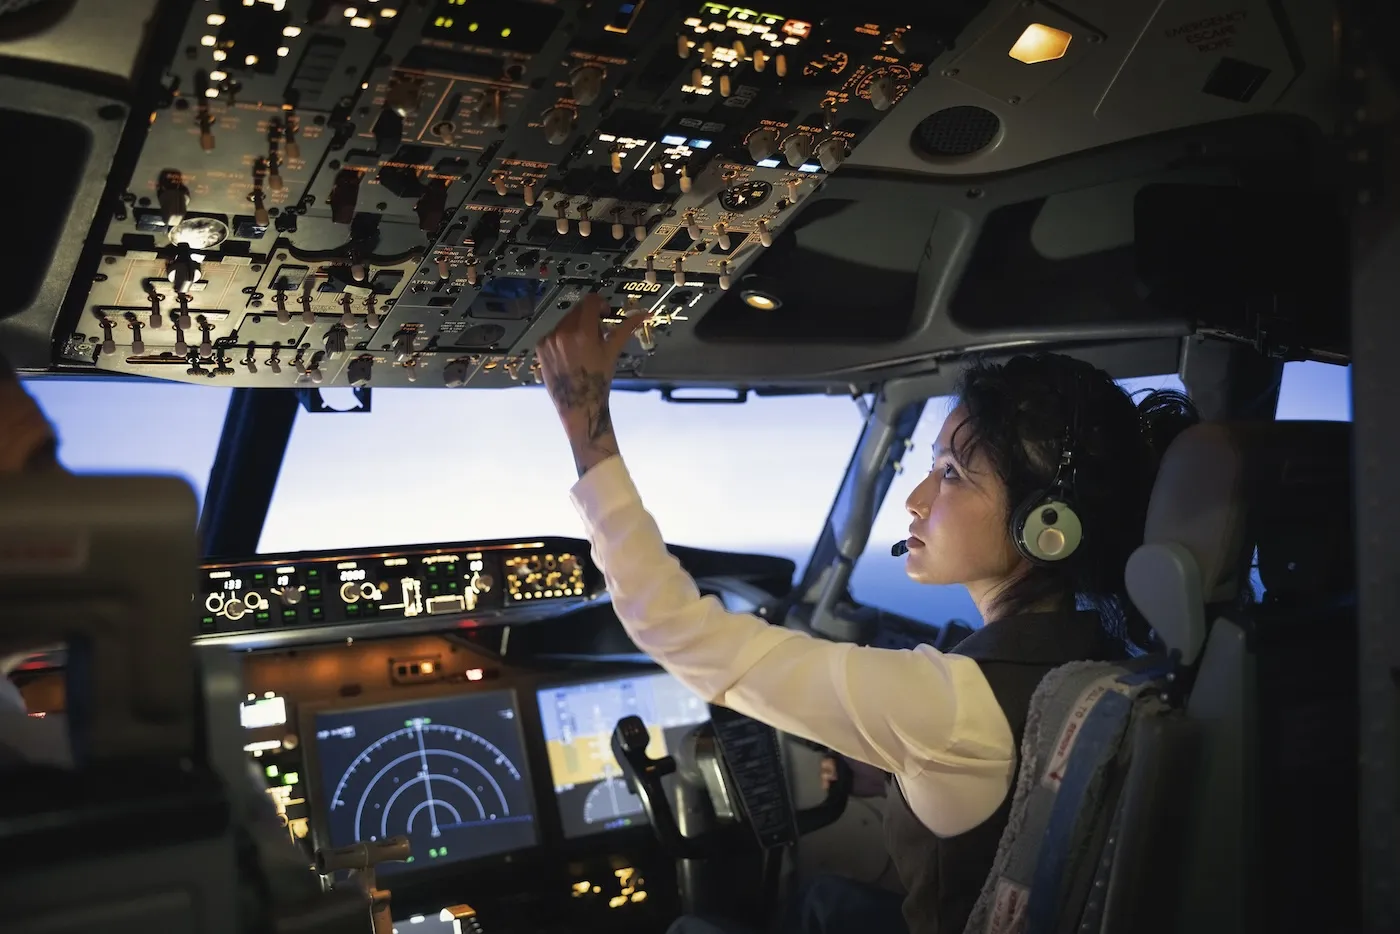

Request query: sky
[{"left": 27, "top": 360, "right": 1351, "bottom": 628}]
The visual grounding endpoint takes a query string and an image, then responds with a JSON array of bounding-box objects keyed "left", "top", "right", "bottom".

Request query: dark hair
[{"left": 951, "top": 353, "right": 1199, "bottom": 649}]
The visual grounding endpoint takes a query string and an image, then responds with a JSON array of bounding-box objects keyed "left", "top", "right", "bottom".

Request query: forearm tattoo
[{"left": 549, "top": 369, "right": 619, "bottom": 475}]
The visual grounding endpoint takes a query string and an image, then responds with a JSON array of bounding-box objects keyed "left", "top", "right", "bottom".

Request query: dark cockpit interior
[{"left": 0, "top": 1, "right": 1396, "bottom": 933}]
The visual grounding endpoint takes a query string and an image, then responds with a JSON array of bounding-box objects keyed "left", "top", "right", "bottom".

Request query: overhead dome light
[
  {"left": 740, "top": 290, "right": 780, "bottom": 311},
  {"left": 1008, "top": 23, "right": 1072, "bottom": 64}
]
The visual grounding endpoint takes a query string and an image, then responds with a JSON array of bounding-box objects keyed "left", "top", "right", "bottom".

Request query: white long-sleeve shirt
[{"left": 570, "top": 455, "right": 1018, "bottom": 838}]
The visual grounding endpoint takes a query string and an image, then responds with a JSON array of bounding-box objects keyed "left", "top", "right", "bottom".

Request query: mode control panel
[{"left": 198, "top": 537, "right": 598, "bottom": 638}]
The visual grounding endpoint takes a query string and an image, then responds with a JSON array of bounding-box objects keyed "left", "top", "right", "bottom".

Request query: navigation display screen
[
  {"left": 312, "top": 690, "right": 538, "bottom": 875},
  {"left": 537, "top": 671, "right": 709, "bottom": 839}
]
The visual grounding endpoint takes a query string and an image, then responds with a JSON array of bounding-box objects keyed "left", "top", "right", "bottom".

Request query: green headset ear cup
[{"left": 1012, "top": 495, "right": 1083, "bottom": 564}]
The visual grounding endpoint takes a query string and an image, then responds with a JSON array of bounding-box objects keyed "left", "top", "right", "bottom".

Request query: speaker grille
[{"left": 911, "top": 105, "right": 1001, "bottom": 158}]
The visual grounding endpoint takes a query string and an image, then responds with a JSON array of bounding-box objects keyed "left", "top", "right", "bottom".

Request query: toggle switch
[
  {"left": 98, "top": 318, "right": 116, "bottom": 356},
  {"left": 651, "top": 161, "right": 666, "bottom": 190},
  {"left": 672, "top": 257, "right": 685, "bottom": 286},
  {"left": 719, "top": 261, "right": 731, "bottom": 290}
]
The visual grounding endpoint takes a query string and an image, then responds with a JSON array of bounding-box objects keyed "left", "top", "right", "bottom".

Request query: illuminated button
[
  {"left": 200, "top": 616, "right": 217, "bottom": 633},
  {"left": 426, "top": 564, "right": 439, "bottom": 577},
  {"left": 346, "top": 603, "right": 360, "bottom": 616},
  {"left": 307, "top": 587, "right": 323, "bottom": 601},
  {"left": 305, "top": 568, "right": 320, "bottom": 581},
  {"left": 362, "top": 601, "right": 378, "bottom": 616},
  {"left": 282, "top": 609, "right": 299, "bottom": 623},
  {"left": 445, "top": 563, "right": 457, "bottom": 576},
  {"left": 255, "top": 610, "right": 272, "bottom": 625},
  {"left": 309, "top": 606, "right": 324, "bottom": 621}
]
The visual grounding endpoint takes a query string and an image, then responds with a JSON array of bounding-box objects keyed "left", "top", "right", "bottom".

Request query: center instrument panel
[
  {"left": 241, "top": 630, "right": 711, "bottom": 931},
  {"left": 197, "top": 536, "right": 603, "bottom": 646},
  {"left": 57, "top": 0, "right": 941, "bottom": 389}
]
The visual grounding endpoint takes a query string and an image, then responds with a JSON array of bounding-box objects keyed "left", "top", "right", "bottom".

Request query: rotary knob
[
  {"left": 279, "top": 587, "right": 303, "bottom": 606},
  {"left": 781, "top": 133, "right": 813, "bottom": 168},
  {"left": 225, "top": 599, "right": 247, "bottom": 621},
  {"left": 166, "top": 257, "right": 202, "bottom": 295},
  {"left": 475, "top": 573, "right": 494, "bottom": 593},
  {"left": 869, "top": 73, "right": 896, "bottom": 112},
  {"left": 323, "top": 327, "right": 347, "bottom": 355},
  {"left": 559, "top": 555, "right": 579, "bottom": 575},
  {"left": 542, "top": 106, "right": 574, "bottom": 145},
  {"left": 570, "top": 65, "right": 605, "bottom": 106},
  {"left": 747, "top": 128, "right": 779, "bottom": 163},
  {"left": 816, "top": 137, "right": 848, "bottom": 172}
]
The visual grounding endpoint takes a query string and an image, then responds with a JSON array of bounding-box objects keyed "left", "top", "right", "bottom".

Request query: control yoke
[
  {"left": 611, "top": 713, "right": 852, "bottom": 859},
  {"left": 316, "top": 836, "right": 412, "bottom": 934}
]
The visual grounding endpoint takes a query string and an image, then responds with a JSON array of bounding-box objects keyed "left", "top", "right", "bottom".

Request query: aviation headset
[{"left": 1009, "top": 369, "right": 1086, "bottom": 565}]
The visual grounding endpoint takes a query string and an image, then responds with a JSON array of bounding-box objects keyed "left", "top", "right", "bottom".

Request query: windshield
[
  {"left": 23, "top": 378, "right": 232, "bottom": 512},
  {"left": 258, "top": 388, "right": 864, "bottom": 580}
]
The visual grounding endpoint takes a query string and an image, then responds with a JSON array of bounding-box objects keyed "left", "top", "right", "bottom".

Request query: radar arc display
[{"left": 313, "top": 690, "right": 537, "bottom": 875}]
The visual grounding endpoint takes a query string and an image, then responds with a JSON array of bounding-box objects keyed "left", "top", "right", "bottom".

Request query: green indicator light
[
  {"left": 283, "top": 771, "right": 299, "bottom": 785},
  {"left": 265, "top": 765, "right": 279, "bottom": 778}
]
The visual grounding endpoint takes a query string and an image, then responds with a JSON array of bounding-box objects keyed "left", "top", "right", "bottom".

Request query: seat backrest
[
  {"left": 0, "top": 473, "right": 360, "bottom": 934},
  {"left": 1108, "top": 421, "right": 1356, "bottom": 934},
  {"left": 957, "top": 422, "right": 1282, "bottom": 934}
]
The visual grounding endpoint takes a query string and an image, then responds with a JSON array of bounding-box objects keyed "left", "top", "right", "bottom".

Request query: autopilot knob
[
  {"left": 559, "top": 555, "right": 579, "bottom": 575},
  {"left": 542, "top": 106, "right": 574, "bottom": 145},
  {"left": 279, "top": 587, "right": 303, "bottom": 606},
  {"left": 747, "top": 128, "right": 779, "bottom": 163},
  {"left": 782, "top": 133, "right": 813, "bottom": 168},
  {"left": 570, "top": 65, "right": 605, "bottom": 106},
  {"left": 475, "top": 573, "right": 494, "bottom": 593},
  {"left": 816, "top": 137, "right": 848, "bottom": 172}
]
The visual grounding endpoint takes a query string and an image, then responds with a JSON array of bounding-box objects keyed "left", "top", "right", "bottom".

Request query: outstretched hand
[{"left": 536, "top": 293, "right": 649, "bottom": 477}]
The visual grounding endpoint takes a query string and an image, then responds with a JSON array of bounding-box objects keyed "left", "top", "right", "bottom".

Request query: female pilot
[{"left": 536, "top": 296, "right": 1198, "bottom": 934}]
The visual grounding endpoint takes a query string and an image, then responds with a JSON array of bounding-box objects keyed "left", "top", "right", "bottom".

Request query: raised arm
[{"left": 536, "top": 298, "right": 1016, "bottom": 788}]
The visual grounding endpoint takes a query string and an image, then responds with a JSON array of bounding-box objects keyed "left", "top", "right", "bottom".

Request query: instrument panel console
[
  {"left": 235, "top": 631, "right": 712, "bottom": 929},
  {"left": 198, "top": 536, "right": 602, "bottom": 646}
]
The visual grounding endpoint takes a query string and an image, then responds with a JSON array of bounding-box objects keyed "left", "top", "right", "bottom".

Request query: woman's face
[{"left": 903, "top": 405, "right": 1026, "bottom": 614}]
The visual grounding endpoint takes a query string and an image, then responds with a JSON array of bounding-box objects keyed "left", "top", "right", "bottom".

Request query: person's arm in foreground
[{"left": 535, "top": 297, "right": 1014, "bottom": 827}]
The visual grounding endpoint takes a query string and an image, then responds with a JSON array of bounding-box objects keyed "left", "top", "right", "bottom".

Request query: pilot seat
[{"left": 964, "top": 419, "right": 1357, "bottom": 934}]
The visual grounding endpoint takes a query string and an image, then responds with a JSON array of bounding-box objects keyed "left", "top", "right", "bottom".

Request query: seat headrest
[
  {"left": 1141, "top": 423, "right": 1251, "bottom": 604},
  {"left": 1142, "top": 420, "right": 1354, "bottom": 601},
  {"left": 1130, "top": 420, "right": 1354, "bottom": 661}
]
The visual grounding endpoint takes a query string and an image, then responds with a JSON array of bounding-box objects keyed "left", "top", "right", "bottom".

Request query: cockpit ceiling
[{"left": 0, "top": 0, "right": 1347, "bottom": 392}]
